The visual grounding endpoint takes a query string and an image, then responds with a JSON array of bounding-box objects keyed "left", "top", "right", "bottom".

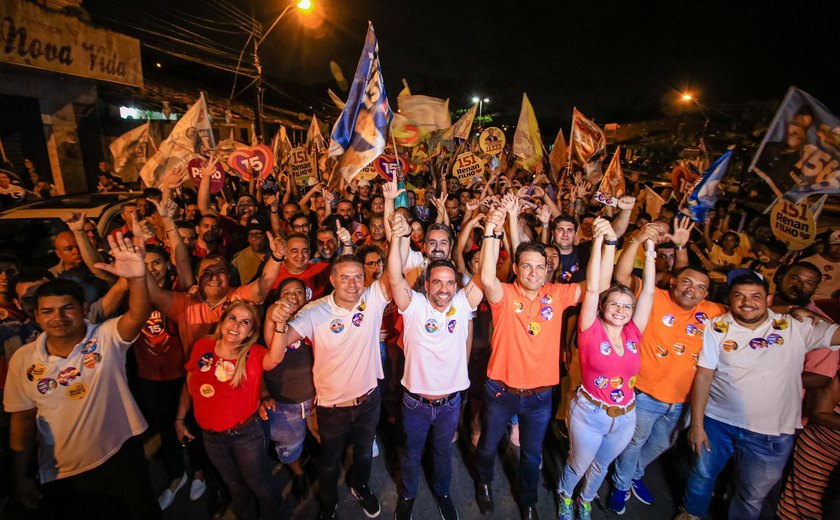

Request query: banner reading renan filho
[{"left": 0, "top": 0, "right": 142, "bottom": 87}]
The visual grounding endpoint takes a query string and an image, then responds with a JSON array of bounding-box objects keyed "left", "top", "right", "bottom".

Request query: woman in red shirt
[
  {"left": 557, "top": 218, "right": 656, "bottom": 520},
  {"left": 176, "top": 300, "right": 289, "bottom": 520}
]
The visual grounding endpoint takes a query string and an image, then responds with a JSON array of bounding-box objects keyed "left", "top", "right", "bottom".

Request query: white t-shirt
[
  {"left": 698, "top": 311, "right": 839, "bottom": 436},
  {"left": 3, "top": 319, "right": 147, "bottom": 483},
  {"left": 400, "top": 290, "right": 474, "bottom": 395},
  {"left": 801, "top": 254, "right": 840, "bottom": 300},
  {"left": 290, "top": 280, "right": 389, "bottom": 406}
]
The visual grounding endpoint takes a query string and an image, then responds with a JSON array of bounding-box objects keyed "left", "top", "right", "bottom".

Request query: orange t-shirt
[
  {"left": 487, "top": 282, "right": 579, "bottom": 388},
  {"left": 634, "top": 288, "right": 725, "bottom": 403},
  {"left": 168, "top": 285, "right": 258, "bottom": 357}
]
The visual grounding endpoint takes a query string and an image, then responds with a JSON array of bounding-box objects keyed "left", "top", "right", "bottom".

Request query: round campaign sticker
[
  {"left": 695, "top": 312, "right": 709, "bottom": 324},
  {"left": 655, "top": 345, "right": 669, "bottom": 358},
  {"left": 66, "top": 382, "right": 88, "bottom": 400},
  {"left": 425, "top": 319, "right": 440, "bottom": 333},
  {"left": 447, "top": 320, "right": 456, "bottom": 333},
  {"left": 722, "top": 340, "right": 738, "bottom": 352},
  {"left": 599, "top": 342, "right": 612, "bottom": 356},
  {"left": 329, "top": 319, "right": 345, "bottom": 334},
  {"left": 594, "top": 376, "right": 608, "bottom": 389},
  {"left": 528, "top": 322, "right": 541, "bottom": 336},
  {"left": 199, "top": 384, "right": 215, "bottom": 398},
  {"left": 749, "top": 338, "right": 768, "bottom": 350},
  {"left": 610, "top": 376, "right": 624, "bottom": 389},
  {"left": 629, "top": 376, "right": 637, "bottom": 389},
  {"left": 540, "top": 294, "right": 553, "bottom": 305},
  {"left": 570, "top": 263, "right": 579, "bottom": 273},
  {"left": 37, "top": 378, "right": 57, "bottom": 395},
  {"left": 57, "top": 367, "right": 81, "bottom": 386},
  {"left": 712, "top": 321, "right": 728, "bottom": 333},
  {"left": 513, "top": 301, "right": 524, "bottom": 313},
  {"left": 685, "top": 324, "right": 699, "bottom": 337},
  {"left": 662, "top": 314, "right": 675, "bottom": 327},
  {"left": 626, "top": 341, "right": 638, "bottom": 354},
  {"left": 673, "top": 343, "right": 686, "bottom": 355},
  {"left": 561, "top": 271, "right": 573, "bottom": 282},
  {"left": 772, "top": 319, "right": 789, "bottom": 330},
  {"left": 83, "top": 352, "right": 101, "bottom": 369},
  {"left": 215, "top": 360, "right": 235, "bottom": 382},
  {"left": 352, "top": 312, "right": 364, "bottom": 327},
  {"left": 27, "top": 363, "right": 46, "bottom": 381},
  {"left": 767, "top": 333, "right": 784, "bottom": 346},
  {"left": 198, "top": 352, "right": 213, "bottom": 372},
  {"left": 610, "top": 389, "right": 625, "bottom": 403},
  {"left": 540, "top": 306, "right": 554, "bottom": 321},
  {"left": 81, "top": 339, "right": 97, "bottom": 355}
]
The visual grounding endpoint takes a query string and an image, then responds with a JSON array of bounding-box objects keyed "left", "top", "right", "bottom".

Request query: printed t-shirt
[
  {"left": 3, "top": 319, "right": 147, "bottom": 483},
  {"left": 186, "top": 337, "right": 266, "bottom": 432},
  {"left": 634, "top": 289, "right": 726, "bottom": 403},
  {"left": 698, "top": 311, "right": 840, "bottom": 435},
  {"left": 289, "top": 280, "right": 389, "bottom": 406},
  {"left": 269, "top": 262, "right": 332, "bottom": 301},
  {"left": 133, "top": 310, "right": 185, "bottom": 381},
  {"left": 487, "top": 282, "right": 579, "bottom": 388},
  {"left": 168, "top": 285, "right": 257, "bottom": 357},
  {"left": 578, "top": 318, "right": 641, "bottom": 406},
  {"left": 400, "top": 290, "right": 474, "bottom": 395},
  {"left": 768, "top": 295, "right": 840, "bottom": 380}
]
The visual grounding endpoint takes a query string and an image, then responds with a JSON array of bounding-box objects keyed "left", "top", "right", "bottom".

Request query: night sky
[{"left": 85, "top": 0, "right": 840, "bottom": 130}]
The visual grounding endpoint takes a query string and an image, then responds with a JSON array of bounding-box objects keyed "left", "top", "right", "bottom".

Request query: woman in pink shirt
[{"left": 558, "top": 218, "right": 656, "bottom": 520}]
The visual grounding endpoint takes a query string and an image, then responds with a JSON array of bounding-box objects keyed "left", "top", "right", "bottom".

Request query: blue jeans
[
  {"left": 203, "top": 419, "right": 281, "bottom": 520},
  {"left": 682, "top": 416, "right": 795, "bottom": 519},
  {"left": 558, "top": 392, "right": 636, "bottom": 501},
  {"left": 401, "top": 391, "right": 462, "bottom": 498},
  {"left": 316, "top": 387, "right": 381, "bottom": 512},
  {"left": 475, "top": 379, "right": 552, "bottom": 507},
  {"left": 612, "top": 391, "right": 683, "bottom": 491},
  {"left": 266, "top": 398, "right": 314, "bottom": 464}
]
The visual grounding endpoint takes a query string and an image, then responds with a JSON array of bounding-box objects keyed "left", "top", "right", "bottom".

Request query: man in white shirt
[
  {"left": 677, "top": 270, "right": 840, "bottom": 520},
  {"left": 4, "top": 233, "right": 157, "bottom": 519},
  {"left": 270, "top": 255, "right": 393, "bottom": 520},
  {"left": 387, "top": 213, "right": 484, "bottom": 520}
]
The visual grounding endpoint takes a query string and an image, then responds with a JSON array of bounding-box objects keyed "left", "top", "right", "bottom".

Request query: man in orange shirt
[{"left": 475, "top": 205, "right": 614, "bottom": 520}]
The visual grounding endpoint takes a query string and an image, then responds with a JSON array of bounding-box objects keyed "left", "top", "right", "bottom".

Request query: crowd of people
[{"left": 0, "top": 150, "right": 838, "bottom": 520}]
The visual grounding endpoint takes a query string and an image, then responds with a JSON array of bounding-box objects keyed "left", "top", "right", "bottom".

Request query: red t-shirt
[
  {"left": 133, "top": 309, "right": 185, "bottom": 381},
  {"left": 578, "top": 318, "right": 642, "bottom": 407},
  {"left": 269, "top": 262, "right": 332, "bottom": 301},
  {"left": 186, "top": 337, "right": 266, "bottom": 432}
]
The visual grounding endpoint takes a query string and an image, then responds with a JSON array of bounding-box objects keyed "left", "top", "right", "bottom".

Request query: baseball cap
[
  {"left": 829, "top": 230, "right": 840, "bottom": 244},
  {"left": 358, "top": 179, "right": 371, "bottom": 188},
  {"left": 306, "top": 176, "right": 319, "bottom": 187},
  {"left": 726, "top": 268, "right": 764, "bottom": 287},
  {"left": 245, "top": 216, "right": 267, "bottom": 232}
]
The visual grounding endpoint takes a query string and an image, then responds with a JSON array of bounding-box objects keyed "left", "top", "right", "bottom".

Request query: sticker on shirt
[
  {"left": 628, "top": 376, "right": 637, "bottom": 389},
  {"left": 695, "top": 312, "right": 709, "bottom": 324},
  {"left": 767, "top": 333, "right": 784, "bottom": 346},
  {"left": 673, "top": 343, "right": 686, "bottom": 356},
  {"left": 329, "top": 319, "right": 345, "bottom": 334},
  {"left": 626, "top": 340, "right": 638, "bottom": 354},
  {"left": 425, "top": 319, "right": 440, "bottom": 333},
  {"left": 446, "top": 305, "right": 456, "bottom": 317},
  {"left": 80, "top": 338, "right": 98, "bottom": 355},
  {"left": 685, "top": 324, "right": 700, "bottom": 337},
  {"left": 527, "top": 322, "right": 541, "bottom": 336},
  {"left": 57, "top": 367, "right": 81, "bottom": 386},
  {"left": 610, "top": 376, "right": 624, "bottom": 389},
  {"left": 561, "top": 271, "right": 573, "bottom": 282},
  {"left": 712, "top": 321, "right": 728, "bottom": 333},
  {"left": 722, "top": 340, "right": 738, "bottom": 352},
  {"left": 447, "top": 320, "right": 457, "bottom": 333},
  {"left": 594, "top": 376, "right": 608, "bottom": 389},
  {"left": 772, "top": 319, "right": 789, "bottom": 330},
  {"left": 610, "top": 389, "right": 624, "bottom": 403},
  {"left": 286, "top": 339, "right": 304, "bottom": 351},
  {"left": 599, "top": 342, "right": 612, "bottom": 356},
  {"left": 83, "top": 352, "right": 101, "bottom": 369},
  {"left": 200, "top": 384, "right": 215, "bottom": 398},
  {"left": 66, "top": 382, "right": 88, "bottom": 400},
  {"left": 540, "top": 294, "right": 553, "bottom": 305},
  {"left": 513, "top": 301, "right": 524, "bottom": 313},
  {"left": 357, "top": 298, "right": 366, "bottom": 312},
  {"left": 37, "top": 378, "right": 57, "bottom": 395},
  {"left": 215, "top": 360, "right": 236, "bottom": 382},
  {"left": 540, "top": 306, "right": 554, "bottom": 321},
  {"left": 352, "top": 313, "right": 364, "bottom": 327},
  {"left": 655, "top": 345, "right": 669, "bottom": 358},
  {"left": 662, "top": 314, "right": 675, "bottom": 327},
  {"left": 197, "top": 352, "right": 214, "bottom": 372},
  {"left": 305, "top": 287, "right": 313, "bottom": 301},
  {"left": 27, "top": 363, "right": 46, "bottom": 381},
  {"left": 749, "top": 337, "right": 768, "bottom": 350}
]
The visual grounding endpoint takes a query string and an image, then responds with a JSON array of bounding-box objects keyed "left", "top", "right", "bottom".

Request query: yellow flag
[
  {"left": 512, "top": 93, "right": 543, "bottom": 172},
  {"left": 548, "top": 129, "right": 567, "bottom": 176},
  {"left": 594, "top": 147, "right": 626, "bottom": 206}
]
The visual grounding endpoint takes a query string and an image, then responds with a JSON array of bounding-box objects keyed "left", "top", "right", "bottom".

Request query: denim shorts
[{"left": 266, "top": 398, "right": 314, "bottom": 464}]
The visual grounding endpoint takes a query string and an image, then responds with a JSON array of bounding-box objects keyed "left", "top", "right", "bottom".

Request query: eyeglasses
[
  {"left": 293, "top": 223, "right": 311, "bottom": 230},
  {"left": 606, "top": 301, "right": 634, "bottom": 310},
  {"left": 365, "top": 260, "right": 384, "bottom": 267},
  {"left": 0, "top": 267, "right": 18, "bottom": 276}
]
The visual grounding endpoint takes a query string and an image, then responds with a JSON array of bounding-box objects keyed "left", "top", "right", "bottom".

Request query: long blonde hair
[{"left": 213, "top": 300, "right": 262, "bottom": 388}]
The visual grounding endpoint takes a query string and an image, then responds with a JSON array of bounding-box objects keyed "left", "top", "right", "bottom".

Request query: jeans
[
  {"left": 558, "top": 392, "right": 636, "bottom": 502},
  {"left": 401, "top": 391, "right": 462, "bottom": 498},
  {"left": 682, "top": 416, "right": 795, "bottom": 519},
  {"left": 136, "top": 377, "right": 189, "bottom": 480},
  {"left": 316, "top": 387, "right": 381, "bottom": 512},
  {"left": 612, "top": 391, "right": 683, "bottom": 491},
  {"left": 266, "top": 398, "right": 314, "bottom": 464},
  {"left": 203, "top": 419, "right": 281, "bottom": 520},
  {"left": 475, "top": 378, "right": 552, "bottom": 507}
]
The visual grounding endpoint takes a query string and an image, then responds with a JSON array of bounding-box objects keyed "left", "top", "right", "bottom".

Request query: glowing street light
[
  {"left": 296, "top": 0, "right": 313, "bottom": 10},
  {"left": 472, "top": 96, "right": 490, "bottom": 118},
  {"left": 681, "top": 93, "right": 693, "bottom": 102}
]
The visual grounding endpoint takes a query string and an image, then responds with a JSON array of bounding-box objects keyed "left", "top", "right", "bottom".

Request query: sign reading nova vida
[{"left": 0, "top": 0, "right": 143, "bottom": 87}]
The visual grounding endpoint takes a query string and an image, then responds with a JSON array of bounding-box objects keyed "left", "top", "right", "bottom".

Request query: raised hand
[
  {"left": 94, "top": 232, "right": 146, "bottom": 279},
  {"left": 485, "top": 208, "right": 506, "bottom": 234},
  {"left": 536, "top": 204, "right": 551, "bottom": 225},
  {"left": 501, "top": 192, "right": 520, "bottom": 215},
  {"left": 665, "top": 216, "right": 696, "bottom": 248},
  {"left": 465, "top": 198, "right": 480, "bottom": 212},
  {"left": 591, "top": 217, "right": 614, "bottom": 241},
  {"left": 161, "top": 165, "right": 187, "bottom": 190},
  {"left": 335, "top": 219, "right": 353, "bottom": 246},
  {"left": 389, "top": 213, "right": 411, "bottom": 237},
  {"left": 576, "top": 180, "right": 592, "bottom": 198},
  {"left": 266, "top": 231, "right": 286, "bottom": 259},
  {"left": 151, "top": 197, "right": 178, "bottom": 220},
  {"left": 200, "top": 154, "right": 220, "bottom": 180},
  {"left": 62, "top": 212, "right": 86, "bottom": 232},
  {"left": 270, "top": 298, "right": 294, "bottom": 325},
  {"left": 382, "top": 173, "right": 404, "bottom": 200},
  {"left": 634, "top": 222, "right": 661, "bottom": 244},
  {"left": 617, "top": 195, "right": 636, "bottom": 211}
]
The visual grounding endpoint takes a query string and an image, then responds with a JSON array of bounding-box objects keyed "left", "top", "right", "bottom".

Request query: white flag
[{"left": 109, "top": 120, "right": 151, "bottom": 182}]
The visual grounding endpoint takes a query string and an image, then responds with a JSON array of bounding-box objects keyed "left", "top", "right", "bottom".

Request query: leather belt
[
  {"left": 210, "top": 413, "right": 259, "bottom": 435},
  {"left": 405, "top": 390, "right": 458, "bottom": 407},
  {"left": 328, "top": 387, "right": 376, "bottom": 408},
  {"left": 490, "top": 379, "right": 552, "bottom": 397},
  {"left": 579, "top": 388, "right": 636, "bottom": 418}
]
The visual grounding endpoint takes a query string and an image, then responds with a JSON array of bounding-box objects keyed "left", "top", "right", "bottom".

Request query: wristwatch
[
  {"left": 604, "top": 239, "right": 619, "bottom": 246},
  {"left": 483, "top": 232, "right": 504, "bottom": 240}
]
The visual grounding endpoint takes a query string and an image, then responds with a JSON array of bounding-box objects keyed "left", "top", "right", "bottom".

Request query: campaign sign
[
  {"left": 188, "top": 157, "right": 225, "bottom": 194},
  {"left": 288, "top": 146, "right": 313, "bottom": 186},
  {"left": 770, "top": 199, "right": 817, "bottom": 250},
  {"left": 453, "top": 152, "right": 485, "bottom": 181},
  {"left": 373, "top": 153, "right": 409, "bottom": 181},
  {"left": 479, "top": 127, "right": 506, "bottom": 155},
  {"left": 228, "top": 144, "right": 275, "bottom": 181},
  {"left": 356, "top": 162, "right": 378, "bottom": 181}
]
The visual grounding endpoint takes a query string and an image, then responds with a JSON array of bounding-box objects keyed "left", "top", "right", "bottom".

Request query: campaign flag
[
  {"left": 685, "top": 150, "right": 732, "bottom": 223},
  {"left": 329, "top": 22, "right": 392, "bottom": 182},
  {"left": 569, "top": 108, "right": 606, "bottom": 183},
  {"left": 110, "top": 120, "right": 152, "bottom": 182},
  {"left": 643, "top": 186, "right": 665, "bottom": 220},
  {"left": 750, "top": 87, "right": 840, "bottom": 203},
  {"left": 271, "top": 126, "right": 294, "bottom": 167},
  {"left": 397, "top": 95, "right": 451, "bottom": 134},
  {"left": 443, "top": 104, "right": 477, "bottom": 142},
  {"left": 594, "top": 147, "right": 625, "bottom": 206},
  {"left": 139, "top": 92, "right": 215, "bottom": 187},
  {"left": 512, "top": 93, "right": 543, "bottom": 172},
  {"left": 307, "top": 114, "right": 327, "bottom": 152},
  {"left": 391, "top": 112, "right": 424, "bottom": 147},
  {"left": 548, "top": 129, "right": 567, "bottom": 176},
  {"left": 327, "top": 88, "right": 346, "bottom": 110}
]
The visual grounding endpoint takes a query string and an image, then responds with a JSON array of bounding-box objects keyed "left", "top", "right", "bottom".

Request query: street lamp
[
  {"left": 471, "top": 96, "right": 490, "bottom": 118},
  {"left": 678, "top": 92, "right": 709, "bottom": 139}
]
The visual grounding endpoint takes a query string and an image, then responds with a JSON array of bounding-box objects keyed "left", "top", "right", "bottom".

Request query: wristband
[
  {"left": 271, "top": 253, "right": 284, "bottom": 263},
  {"left": 270, "top": 208, "right": 278, "bottom": 214},
  {"left": 604, "top": 239, "right": 618, "bottom": 246},
  {"left": 645, "top": 251, "right": 657, "bottom": 258},
  {"left": 483, "top": 233, "right": 503, "bottom": 240},
  {"left": 274, "top": 324, "right": 288, "bottom": 334},
  {"left": 676, "top": 245, "right": 686, "bottom": 251}
]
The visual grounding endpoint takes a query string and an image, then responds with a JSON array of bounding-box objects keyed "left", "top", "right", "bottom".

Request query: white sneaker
[
  {"left": 372, "top": 437, "right": 380, "bottom": 458},
  {"left": 189, "top": 478, "right": 207, "bottom": 501},
  {"left": 509, "top": 423, "right": 520, "bottom": 447},
  {"left": 158, "top": 472, "right": 187, "bottom": 510}
]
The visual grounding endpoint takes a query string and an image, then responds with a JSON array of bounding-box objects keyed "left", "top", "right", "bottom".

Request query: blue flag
[
  {"left": 685, "top": 150, "right": 732, "bottom": 223},
  {"left": 329, "top": 22, "right": 392, "bottom": 182}
]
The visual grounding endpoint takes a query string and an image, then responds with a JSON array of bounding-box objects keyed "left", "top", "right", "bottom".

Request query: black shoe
[
  {"left": 292, "top": 473, "right": 308, "bottom": 499},
  {"left": 520, "top": 505, "right": 539, "bottom": 520},
  {"left": 394, "top": 496, "right": 414, "bottom": 520},
  {"left": 475, "top": 483, "right": 494, "bottom": 515},
  {"left": 318, "top": 504, "right": 337, "bottom": 520},
  {"left": 433, "top": 494, "right": 459, "bottom": 520},
  {"left": 350, "top": 483, "right": 382, "bottom": 518}
]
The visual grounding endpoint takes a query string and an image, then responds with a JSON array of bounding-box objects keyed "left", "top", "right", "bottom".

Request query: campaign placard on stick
[
  {"left": 188, "top": 157, "right": 225, "bottom": 194},
  {"left": 479, "top": 127, "right": 506, "bottom": 155},
  {"left": 289, "top": 146, "right": 313, "bottom": 186},
  {"left": 453, "top": 152, "right": 485, "bottom": 182},
  {"left": 373, "top": 153, "right": 408, "bottom": 181},
  {"left": 769, "top": 199, "right": 817, "bottom": 250},
  {"left": 228, "top": 144, "right": 275, "bottom": 181},
  {"left": 356, "top": 162, "right": 378, "bottom": 181}
]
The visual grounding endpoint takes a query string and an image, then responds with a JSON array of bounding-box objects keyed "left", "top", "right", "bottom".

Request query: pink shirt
[{"left": 579, "top": 318, "right": 642, "bottom": 406}]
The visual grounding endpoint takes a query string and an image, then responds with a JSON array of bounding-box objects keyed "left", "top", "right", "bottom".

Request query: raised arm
[
  {"left": 153, "top": 195, "right": 195, "bottom": 288},
  {"left": 614, "top": 224, "right": 658, "bottom": 290},
  {"left": 249, "top": 232, "right": 285, "bottom": 303},
  {"left": 455, "top": 214, "right": 484, "bottom": 277},
  {"left": 501, "top": 193, "right": 522, "bottom": 253},
  {"left": 387, "top": 213, "right": 414, "bottom": 311},
  {"left": 197, "top": 155, "right": 221, "bottom": 217},
  {"left": 381, "top": 174, "right": 404, "bottom": 242},
  {"left": 666, "top": 216, "right": 696, "bottom": 272},
  {"left": 264, "top": 295, "right": 304, "bottom": 357},
  {"left": 536, "top": 204, "right": 552, "bottom": 245},
  {"left": 94, "top": 232, "right": 152, "bottom": 342},
  {"left": 578, "top": 219, "right": 610, "bottom": 330},
  {"left": 611, "top": 195, "right": 636, "bottom": 238},
  {"left": 632, "top": 239, "right": 657, "bottom": 334},
  {"left": 63, "top": 212, "right": 114, "bottom": 283},
  {"left": 479, "top": 208, "right": 506, "bottom": 304}
]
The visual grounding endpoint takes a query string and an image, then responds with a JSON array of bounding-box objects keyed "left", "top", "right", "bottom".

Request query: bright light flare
[
  {"left": 681, "top": 93, "right": 694, "bottom": 102},
  {"left": 296, "top": 0, "right": 313, "bottom": 11}
]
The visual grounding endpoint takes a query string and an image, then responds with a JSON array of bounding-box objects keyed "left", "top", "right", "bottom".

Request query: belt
[
  {"left": 210, "top": 413, "right": 259, "bottom": 435},
  {"left": 405, "top": 390, "right": 458, "bottom": 406},
  {"left": 579, "top": 389, "right": 636, "bottom": 418},
  {"left": 328, "top": 387, "right": 376, "bottom": 408},
  {"left": 490, "top": 379, "right": 552, "bottom": 397}
]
